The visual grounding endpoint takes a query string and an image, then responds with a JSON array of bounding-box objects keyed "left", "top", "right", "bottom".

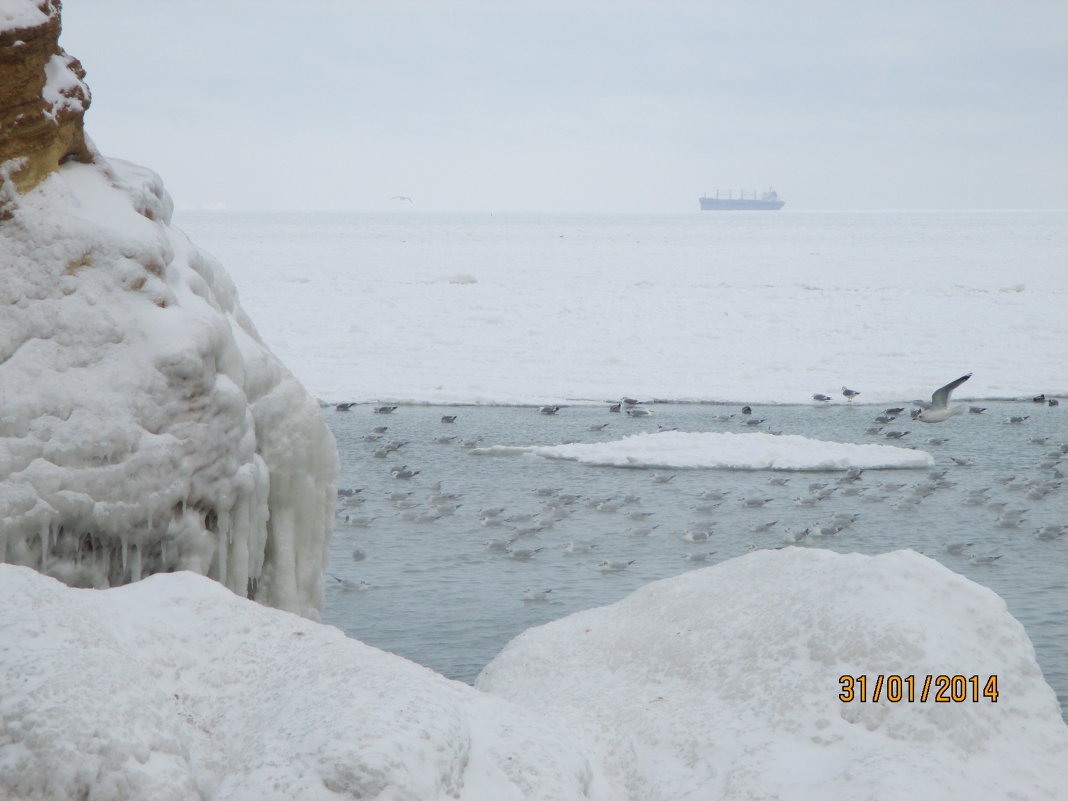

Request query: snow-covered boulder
[
  {"left": 0, "top": 151, "right": 338, "bottom": 617},
  {"left": 478, "top": 548, "right": 1068, "bottom": 800},
  {"left": 0, "top": 565, "right": 613, "bottom": 801},
  {"left": 1, "top": 0, "right": 335, "bottom": 617}
]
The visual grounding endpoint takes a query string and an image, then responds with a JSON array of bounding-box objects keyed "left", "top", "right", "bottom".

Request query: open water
[{"left": 320, "top": 400, "right": 1067, "bottom": 719}]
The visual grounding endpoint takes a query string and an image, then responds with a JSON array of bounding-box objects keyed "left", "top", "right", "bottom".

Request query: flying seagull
[
  {"left": 390, "top": 195, "right": 413, "bottom": 202},
  {"left": 916, "top": 373, "right": 972, "bottom": 423}
]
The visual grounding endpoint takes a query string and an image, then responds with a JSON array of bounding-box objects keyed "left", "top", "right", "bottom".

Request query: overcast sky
[{"left": 58, "top": 0, "right": 1068, "bottom": 212}]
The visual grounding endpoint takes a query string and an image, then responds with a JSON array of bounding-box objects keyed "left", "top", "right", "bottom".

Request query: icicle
[
  {"left": 39, "top": 524, "right": 49, "bottom": 571},
  {"left": 129, "top": 543, "right": 142, "bottom": 583},
  {"left": 215, "top": 523, "right": 228, "bottom": 586}
]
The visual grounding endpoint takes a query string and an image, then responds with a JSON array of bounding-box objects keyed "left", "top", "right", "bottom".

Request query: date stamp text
[{"left": 838, "top": 674, "right": 998, "bottom": 703}]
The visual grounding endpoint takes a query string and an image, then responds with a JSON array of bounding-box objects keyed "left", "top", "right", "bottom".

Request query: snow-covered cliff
[{"left": 0, "top": 0, "right": 337, "bottom": 617}]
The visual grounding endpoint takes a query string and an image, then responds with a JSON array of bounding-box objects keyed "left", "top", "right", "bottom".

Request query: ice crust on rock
[
  {"left": 475, "top": 430, "right": 935, "bottom": 471},
  {"left": 477, "top": 548, "right": 1068, "bottom": 801},
  {"left": 0, "top": 153, "right": 337, "bottom": 617},
  {"left": 0, "top": 565, "right": 612, "bottom": 801}
]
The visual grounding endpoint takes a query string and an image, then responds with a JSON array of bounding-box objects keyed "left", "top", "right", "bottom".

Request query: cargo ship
[{"left": 699, "top": 189, "right": 784, "bottom": 211}]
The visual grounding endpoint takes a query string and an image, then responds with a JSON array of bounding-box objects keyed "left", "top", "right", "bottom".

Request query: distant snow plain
[{"left": 176, "top": 208, "right": 1068, "bottom": 408}]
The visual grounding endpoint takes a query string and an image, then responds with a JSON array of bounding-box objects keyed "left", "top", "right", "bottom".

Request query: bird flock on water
[{"left": 329, "top": 377, "right": 1064, "bottom": 598}]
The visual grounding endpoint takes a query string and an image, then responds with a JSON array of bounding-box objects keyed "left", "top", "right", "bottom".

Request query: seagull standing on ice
[
  {"left": 841, "top": 386, "right": 860, "bottom": 401},
  {"left": 916, "top": 373, "right": 972, "bottom": 423}
]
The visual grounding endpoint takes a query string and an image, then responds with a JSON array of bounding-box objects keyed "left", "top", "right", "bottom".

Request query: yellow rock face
[{"left": 0, "top": 0, "right": 92, "bottom": 196}]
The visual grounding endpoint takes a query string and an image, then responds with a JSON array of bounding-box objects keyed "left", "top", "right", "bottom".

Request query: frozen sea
[{"left": 176, "top": 209, "right": 1068, "bottom": 719}]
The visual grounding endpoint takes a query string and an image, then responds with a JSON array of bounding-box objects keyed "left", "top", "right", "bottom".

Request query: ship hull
[{"left": 699, "top": 197, "right": 785, "bottom": 211}]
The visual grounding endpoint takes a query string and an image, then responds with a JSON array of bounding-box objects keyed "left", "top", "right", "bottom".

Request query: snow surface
[
  {"left": 0, "top": 565, "right": 614, "bottom": 801},
  {"left": 474, "top": 430, "right": 934, "bottom": 471},
  {"left": 173, "top": 210, "right": 1068, "bottom": 407},
  {"left": 41, "top": 51, "right": 88, "bottom": 119},
  {"left": 0, "top": 150, "right": 337, "bottom": 618},
  {"left": 3, "top": 550, "right": 1065, "bottom": 800},
  {"left": 478, "top": 548, "right": 1068, "bottom": 801},
  {"left": 0, "top": 0, "right": 50, "bottom": 32}
]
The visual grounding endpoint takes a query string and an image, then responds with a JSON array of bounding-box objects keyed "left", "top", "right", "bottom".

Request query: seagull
[
  {"left": 440, "top": 415, "right": 457, "bottom": 423},
  {"left": 626, "top": 407, "right": 652, "bottom": 417},
  {"left": 390, "top": 195, "right": 413, "bottom": 202},
  {"left": 841, "top": 386, "right": 860, "bottom": 401},
  {"left": 390, "top": 465, "right": 420, "bottom": 479},
  {"left": 332, "top": 576, "right": 370, "bottom": 591},
  {"left": 564, "top": 541, "right": 598, "bottom": 553},
  {"left": 588, "top": 423, "right": 610, "bottom": 431},
  {"left": 683, "top": 552, "right": 716, "bottom": 562},
  {"left": 507, "top": 547, "right": 543, "bottom": 559},
  {"left": 626, "top": 525, "right": 659, "bottom": 537},
  {"left": 539, "top": 405, "right": 561, "bottom": 415},
  {"left": 374, "top": 405, "right": 398, "bottom": 414},
  {"left": 599, "top": 559, "right": 635, "bottom": 572},
  {"left": 522, "top": 588, "right": 553, "bottom": 601},
  {"left": 335, "top": 402, "right": 356, "bottom": 411},
  {"left": 812, "top": 394, "right": 832, "bottom": 402},
  {"left": 916, "top": 373, "right": 972, "bottom": 423}
]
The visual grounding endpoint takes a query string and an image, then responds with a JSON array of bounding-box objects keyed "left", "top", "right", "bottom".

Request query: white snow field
[
  {"left": 0, "top": 150, "right": 337, "bottom": 618},
  {"left": 173, "top": 209, "right": 1068, "bottom": 408},
  {"left": 478, "top": 548, "right": 1068, "bottom": 801},
  {"left": 0, "top": 565, "right": 613, "bottom": 801},
  {"left": 474, "top": 430, "right": 934, "bottom": 471}
]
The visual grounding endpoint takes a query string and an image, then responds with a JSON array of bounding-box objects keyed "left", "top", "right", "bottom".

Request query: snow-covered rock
[
  {"left": 0, "top": 152, "right": 338, "bottom": 617},
  {"left": 0, "top": 0, "right": 92, "bottom": 194},
  {"left": 478, "top": 548, "right": 1068, "bottom": 800},
  {"left": 475, "top": 430, "right": 934, "bottom": 471},
  {"left": 0, "top": 565, "right": 613, "bottom": 801}
]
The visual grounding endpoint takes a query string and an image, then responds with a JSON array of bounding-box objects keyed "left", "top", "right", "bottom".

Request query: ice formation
[
  {"left": 0, "top": 565, "right": 614, "bottom": 801},
  {"left": 0, "top": 29, "right": 337, "bottom": 616},
  {"left": 474, "top": 430, "right": 935, "bottom": 471},
  {"left": 478, "top": 548, "right": 1068, "bottom": 800},
  {"left": 0, "top": 153, "right": 337, "bottom": 616}
]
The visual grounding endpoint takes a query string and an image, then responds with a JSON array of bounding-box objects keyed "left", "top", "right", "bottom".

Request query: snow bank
[
  {"left": 474, "top": 430, "right": 934, "bottom": 471},
  {"left": 0, "top": 152, "right": 337, "bottom": 617},
  {"left": 0, "top": 565, "right": 612, "bottom": 801},
  {"left": 478, "top": 548, "right": 1068, "bottom": 801}
]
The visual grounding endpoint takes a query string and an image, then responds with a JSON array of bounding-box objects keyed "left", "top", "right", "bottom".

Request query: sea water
[{"left": 320, "top": 401, "right": 1067, "bottom": 719}]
